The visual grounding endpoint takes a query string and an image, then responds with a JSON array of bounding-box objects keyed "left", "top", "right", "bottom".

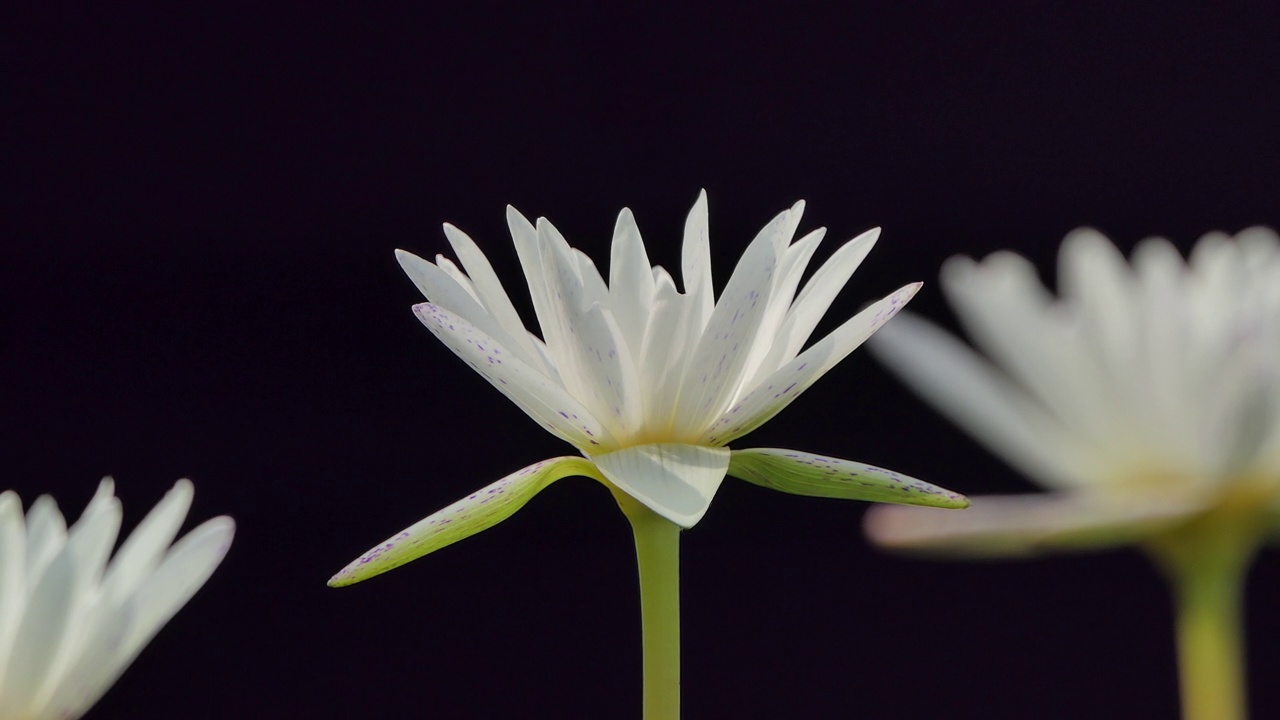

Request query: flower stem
[
  {"left": 615, "top": 491, "right": 681, "bottom": 720},
  {"left": 1148, "top": 521, "right": 1258, "bottom": 720}
]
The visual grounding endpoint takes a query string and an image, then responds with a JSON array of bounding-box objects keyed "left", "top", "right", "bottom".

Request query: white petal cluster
[
  {"left": 0, "top": 479, "right": 233, "bottom": 720},
  {"left": 399, "top": 191, "right": 918, "bottom": 454},
  {"left": 875, "top": 228, "right": 1280, "bottom": 498}
]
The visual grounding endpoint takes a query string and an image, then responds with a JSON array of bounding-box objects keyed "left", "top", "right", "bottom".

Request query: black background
[{"left": 6, "top": 3, "right": 1280, "bottom": 718}]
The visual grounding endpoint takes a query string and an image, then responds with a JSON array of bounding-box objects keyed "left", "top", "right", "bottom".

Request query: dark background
[{"left": 6, "top": 3, "right": 1280, "bottom": 718}]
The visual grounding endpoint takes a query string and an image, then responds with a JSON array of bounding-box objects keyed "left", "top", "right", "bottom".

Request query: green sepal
[
  {"left": 728, "top": 447, "right": 969, "bottom": 509},
  {"left": 329, "top": 456, "right": 601, "bottom": 587}
]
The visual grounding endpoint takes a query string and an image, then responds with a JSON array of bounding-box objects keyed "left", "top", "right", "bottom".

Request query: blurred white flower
[
  {"left": 865, "top": 226, "right": 1280, "bottom": 553},
  {"left": 331, "top": 192, "right": 966, "bottom": 587},
  {"left": 0, "top": 479, "right": 234, "bottom": 720}
]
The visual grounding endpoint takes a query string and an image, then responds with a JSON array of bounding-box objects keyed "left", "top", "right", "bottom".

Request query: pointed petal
[
  {"left": 24, "top": 495, "right": 66, "bottom": 593},
  {"left": 538, "top": 228, "right": 644, "bottom": 437},
  {"left": 591, "top": 443, "right": 731, "bottom": 528},
  {"left": 111, "top": 516, "right": 234, "bottom": 680},
  {"left": 868, "top": 311, "right": 1103, "bottom": 489},
  {"left": 413, "top": 302, "right": 617, "bottom": 451},
  {"left": 865, "top": 493, "right": 1203, "bottom": 557},
  {"left": 608, "top": 208, "right": 655, "bottom": 348},
  {"left": 637, "top": 273, "right": 700, "bottom": 435},
  {"left": 704, "top": 283, "right": 920, "bottom": 446},
  {"left": 740, "top": 228, "right": 826, "bottom": 383},
  {"left": 672, "top": 208, "right": 793, "bottom": 436},
  {"left": 99, "top": 479, "right": 194, "bottom": 605},
  {"left": 773, "top": 228, "right": 879, "bottom": 367},
  {"left": 441, "top": 223, "right": 545, "bottom": 369},
  {"left": 729, "top": 448, "right": 969, "bottom": 508},
  {"left": 0, "top": 493, "right": 25, "bottom": 681},
  {"left": 681, "top": 190, "right": 714, "bottom": 328},
  {"left": 396, "top": 250, "right": 544, "bottom": 372},
  {"left": 329, "top": 456, "right": 601, "bottom": 586}
]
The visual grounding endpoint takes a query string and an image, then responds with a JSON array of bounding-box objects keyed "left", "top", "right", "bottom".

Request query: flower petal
[
  {"left": 864, "top": 493, "right": 1203, "bottom": 557},
  {"left": 99, "top": 479, "right": 194, "bottom": 605},
  {"left": 728, "top": 448, "right": 969, "bottom": 509},
  {"left": 112, "top": 515, "right": 235, "bottom": 683},
  {"left": 396, "top": 249, "right": 544, "bottom": 372},
  {"left": 681, "top": 189, "right": 714, "bottom": 328},
  {"left": 672, "top": 206, "right": 795, "bottom": 436},
  {"left": 0, "top": 547, "right": 75, "bottom": 716},
  {"left": 413, "top": 302, "right": 618, "bottom": 451},
  {"left": 539, "top": 226, "right": 644, "bottom": 437},
  {"left": 608, "top": 207, "right": 655, "bottom": 347},
  {"left": 704, "top": 282, "right": 920, "bottom": 446},
  {"left": 770, "top": 227, "right": 880, "bottom": 370},
  {"left": 0, "top": 493, "right": 24, "bottom": 678},
  {"left": 868, "top": 311, "right": 1101, "bottom": 489},
  {"left": 329, "top": 456, "right": 601, "bottom": 586},
  {"left": 591, "top": 443, "right": 732, "bottom": 528}
]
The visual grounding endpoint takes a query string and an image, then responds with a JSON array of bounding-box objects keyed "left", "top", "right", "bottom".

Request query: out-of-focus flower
[
  {"left": 0, "top": 479, "right": 234, "bottom": 720},
  {"left": 330, "top": 192, "right": 967, "bottom": 586},
  {"left": 866, "top": 227, "right": 1280, "bottom": 552},
  {"left": 864, "top": 227, "right": 1280, "bottom": 720}
]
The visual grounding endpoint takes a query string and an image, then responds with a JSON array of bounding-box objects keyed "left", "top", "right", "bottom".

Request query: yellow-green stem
[
  {"left": 615, "top": 491, "right": 681, "bottom": 720},
  {"left": 1148, "top": 520, "right": 1258, "bottom": 720}
]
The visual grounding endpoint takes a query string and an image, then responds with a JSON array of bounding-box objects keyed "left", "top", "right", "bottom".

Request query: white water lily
[
  {"left": 863, "top": 227, "right": 1280, "bottom": 720},
  {"left": 865, "top": 227, "right": 1280, "bottom": 552},
  {"left": 0, "top": 479, "right": 234, "bottom": 720},
  {"left": 331, "top": 192, "right": 966, "bottom": 586}
]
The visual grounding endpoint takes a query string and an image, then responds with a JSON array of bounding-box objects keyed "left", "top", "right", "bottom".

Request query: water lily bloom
[
  {"left": 0, "top": 478, "right": 234, "bottom": 720},
  {"left": 330, "top": 192, "right": 967, "bottom": 586},
  {"left": 864, "top": 227, "right": 1280, "bottom": 720}
]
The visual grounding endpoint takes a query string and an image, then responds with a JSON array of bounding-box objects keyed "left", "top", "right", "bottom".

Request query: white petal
[
  {"left": 671, "top": 207, "right": 793, "bottom": 437},
  {"left": 0, "top": 547, "right": 75, "bottom": 716},
  {"left": 24, "top": 495, "right": 66, "bottom": 593},
  {"left": 433, "top": 255, "right": 482, "bottom": 305},
  {"left": 608, "top": 208, "right": 656, "bottom": 350},
  {"left": 739, "top": 228, "right": 825, "bottom": 383},
  {"left": 865, "top": 492, "right": 1204, "bottom": 557},
  {"left": 942, "top": 253, "right": 1122, "bottom": 454},
  {"left": 413, "top": 302, "right": 617, "bottom": 451},
  {"left": 441, "top": 223, "right": 544, "bottom": 368},
  {"left": 637, "top": 273, "right": 700, "bottom": 436},
  {"left": 681, "top": 190, "right": 714, "bottom": 329},
  {"left": 868, "top": 311, "right": 1100, "bottom": 489},
  {"left": 539, "top": 229, "right": 644, "bottom": 437},
  {"left": 66, "top": 479, "right": 122, "bottom": 591},
  {"left": 704, "top": 283, "right": 920, "bottom": 446},
  {"left": 114, "top": 516, "right": 234, "bottom": 679},
  {"left": 99, "top": 479, "right": 194, "bottom": 605},
  {"left": 507, "top": 206, "right": 563, "bottom": 356},
  {"left": 329, "top": 456, "right": 602, "bottom": 586},
  {"left": 0, "top": 493, "right": 25, "bottom": 682},
  {"left": 591, "top": 443, "right": 732, "bottom": 528},
  {"left": 777, "top": 228, "right": 880, "bottom": 361},
  {"left": 396, "top": 250, "right": 544, "bottom": 372}
]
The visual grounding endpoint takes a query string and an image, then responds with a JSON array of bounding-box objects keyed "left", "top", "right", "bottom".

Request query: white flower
[
  {"left": 864, "top": 227, "right": 1280, "bottom": 553},
  {"left": 331, "top": 192, "right": 966, "bottom": 586},
  {"left": 0, "top": 479, "right": 234, "bottom": 720}
]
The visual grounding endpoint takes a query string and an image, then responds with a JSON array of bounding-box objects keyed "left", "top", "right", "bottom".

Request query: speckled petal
[
  {"left": 681, "top": 189, "right": 714, "bottom": 328},
  {"left": 728, "top": 448, "right": 969, "bottom": 508},
  {"left": 329, "top": 456, "right": 602, "bottom": 586},
  {"left": 703, "top": 282, "right": 920, "bottom": 446},
  {"left": 413, "top": 302, "right": 617, "bottom": 451},
  {"left": 865, "top": 493, "right": 1204, "bottom": 557},
  {"left": 672, "top": 206, "right": 794, "bottom": 437},
  {"left": 591, "top": 443, "right": 732, "bottom": 528}
]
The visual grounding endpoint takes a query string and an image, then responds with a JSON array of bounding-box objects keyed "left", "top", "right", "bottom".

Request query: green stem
[
  {"left": 615, "top": 491, "right": 682, "bottom": 720},
  {"left": 1149, "top": 524, "right": 1257, "bottom": 720}
]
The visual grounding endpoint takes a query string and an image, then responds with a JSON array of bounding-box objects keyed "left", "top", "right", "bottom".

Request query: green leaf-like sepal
[
  {"left": 728, "top": 448, "right": 969, "bottom": 509},
  {"left": 329, "top": 456, "right": 601, "bottom": 587}
]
